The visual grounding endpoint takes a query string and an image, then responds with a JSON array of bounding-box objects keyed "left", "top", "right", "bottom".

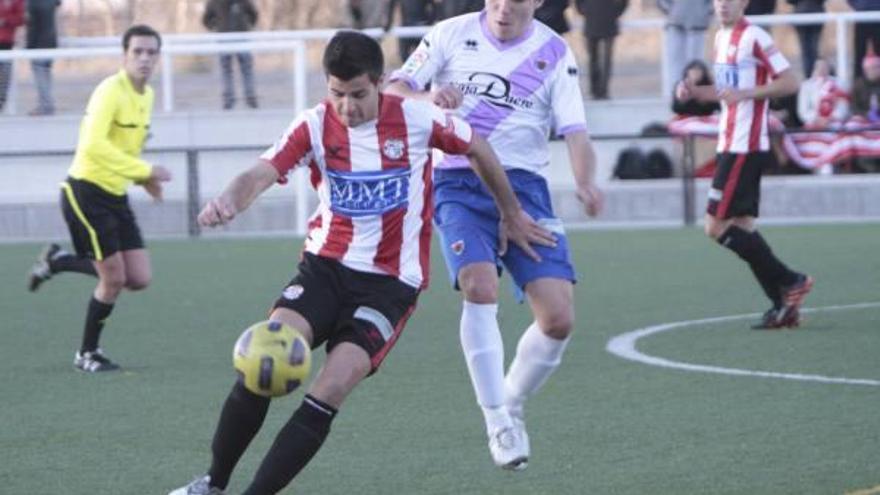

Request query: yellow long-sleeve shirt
[{"left": 68, "top": 69, "right": 154, "bottom": 196}]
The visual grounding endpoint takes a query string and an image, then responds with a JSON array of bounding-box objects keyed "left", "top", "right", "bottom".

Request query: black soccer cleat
[
  {"left": 782, "top": 274, "right": 814, "bottom": 309},
  {"left": 74, "top": 349, "right": 121, "bottom": 372},
  {"left": 27, "top": 243, "right": 61, "bottom": 292},
  {"left": 752, "top": 306, "right": 801, "bottom": 330}
]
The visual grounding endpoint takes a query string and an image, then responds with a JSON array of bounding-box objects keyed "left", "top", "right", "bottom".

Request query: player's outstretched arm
[
  {"left": 198, "top": 160, "right": 279, "bottom": 227},
  {"left": 465, "top": 134, "right": 556, "bottom": 261},
  {"left": 564, "top": 130, "right": 604, "bottom": 218}
]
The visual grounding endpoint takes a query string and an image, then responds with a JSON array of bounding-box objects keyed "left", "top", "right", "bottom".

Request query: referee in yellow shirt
[{"left": 28, "top": 24, "right": 172, "bottom": 372}]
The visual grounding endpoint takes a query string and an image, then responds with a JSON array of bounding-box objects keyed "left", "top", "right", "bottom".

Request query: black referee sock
[
  {"left": 80, "top": 296, "right": 113, "bottom": 352},
  {"left": 718, "top": 226, "right": 799, "bottom": 305},
  {"left": 242, "top": 394, "right": 337, "bottom": 495},
  {"left": 50, "top": 253, "right": 97, "bottom": 277},
  {"left": 207, "top": 381, "right": 271, "bottom": 490}
]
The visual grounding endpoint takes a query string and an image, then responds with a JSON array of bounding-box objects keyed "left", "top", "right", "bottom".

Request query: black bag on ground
[
  {"left": 613, "top": 147, "right": 648, "bottom": 179},
  {"left": 645, "top": 148, "right": 673, "bottom": 178}
]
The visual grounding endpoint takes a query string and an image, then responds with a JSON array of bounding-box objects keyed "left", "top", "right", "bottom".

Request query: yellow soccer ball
[{"left": 233, "top": 320, "right": 311, "bottom": 397}]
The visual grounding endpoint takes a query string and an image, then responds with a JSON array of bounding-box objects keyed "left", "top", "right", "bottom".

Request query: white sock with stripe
[
  {"left": 505, "top": 322, "right": 571, "bottom": 420},
  {"left": 460, "top": 301, "right": 511, "bottom": 434}
]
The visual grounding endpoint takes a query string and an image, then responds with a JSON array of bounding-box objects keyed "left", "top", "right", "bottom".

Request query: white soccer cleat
[
  {"left": 511, "top": 416, "right": 530, "bottom": 462},
  {"left": 488, "top": 426, "right": 529, "bottom": 471},
  {"left": 168, "top": 475, "right": 225, "bottom": 495}
]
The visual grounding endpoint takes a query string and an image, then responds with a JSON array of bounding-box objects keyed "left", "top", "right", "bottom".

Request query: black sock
[
  {"left": 207, "top": 381, "right": 271, "bottom": 490},
  {"left": 50, "top": 253, "right": 97, "bottom": 277},
  {"left": 717, "top": 226, "right": 799, "bottom": 305},
  {"left": 747, "top": 263, "right": 783, "bottom": 308},
  {"left": 81, "top": 297, "right": 113, "bottom": 352},
  {"left": 242, "top": 394, "right": 337, "bottom": 495}
]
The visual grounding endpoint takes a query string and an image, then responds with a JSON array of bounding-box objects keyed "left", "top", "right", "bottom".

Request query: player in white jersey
[
  {"left": 387, "top": 0, "right": 603, "bottom": 471},
  {"left": 168, "top": 31, "right": 552, "bottom": 495},
  {"left": 676, "top": 0, "right": 813, "bottom": 329}
]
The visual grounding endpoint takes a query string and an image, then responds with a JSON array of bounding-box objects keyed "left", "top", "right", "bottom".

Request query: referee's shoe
[
  {"left": 74, "top": 348, "right": 120, "bottom": 372},
  {"left": 28, "top": 243, "right": 61, "bottom": 292}
]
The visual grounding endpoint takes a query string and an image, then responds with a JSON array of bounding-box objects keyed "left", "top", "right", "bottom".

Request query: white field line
[{"left": 606, "top": 302, "right": 880, "bottom": 386}]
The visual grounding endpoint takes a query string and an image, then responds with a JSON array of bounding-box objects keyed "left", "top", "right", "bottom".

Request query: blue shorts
[{"left": 434, "top": 168, "right": 576, "bottom": 292}]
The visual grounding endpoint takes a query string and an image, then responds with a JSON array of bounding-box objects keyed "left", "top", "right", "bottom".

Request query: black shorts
[
  {"left": 706, "top": 152, "right": 769, "bottom": 219},
  {"left": 60, "top": 177, "right": 144, "bottom": 261},
  {"left": 273, "top": 252, "right": 420, "bottom": 373}
]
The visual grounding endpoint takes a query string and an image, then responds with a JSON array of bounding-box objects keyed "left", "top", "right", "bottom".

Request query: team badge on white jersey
[{"left": 382, "top": 139, "right": 405, "bottom": 160}]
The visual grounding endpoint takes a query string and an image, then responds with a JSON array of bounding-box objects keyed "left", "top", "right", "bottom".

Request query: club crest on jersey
[
  {"left": 451, "top": 240, "right": 465, "bottom": 255},
  {"left": 326, "top": 168, "right": 410, "bottom": 217},
  {"left": 283, "top": 284, "right": 304, "bottom": 300},
  {"left": 382, "top": 139, "right": 406, "bottom": 160}
]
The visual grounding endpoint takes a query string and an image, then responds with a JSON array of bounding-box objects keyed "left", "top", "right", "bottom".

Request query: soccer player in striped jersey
[
  {"left": 677, "top": 0, "right": 814, "bottom": 329},
  {"left": 386, "top": 0, "right": 603, "bottom": 471},
  {"left": 169, "top": 31, "right": 552, "bottom": 495},
  {"left": 27, "top": 25, "right": 172, "bottom": 372}
]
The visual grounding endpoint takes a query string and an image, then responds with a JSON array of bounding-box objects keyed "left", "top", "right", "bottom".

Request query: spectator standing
[
  {"left": 849, "top": 0, "right": 880, "bottom": 79},
  {"left": 436, "top": 0, "right": 481, "bottom": 20},
  {"left": 658, "top": 0, "right": 713, "bottom": 97},
  {"left": 575, "top": 0, "right": 629, "bottom": 99},
  {"left": 787, "top": 0, "right": 825, "bottom": 77},
  {"left": 349, "top": 0, "right": 391, "bottom": 28},
  {"left": 745, "top": 0, "right": 777, "bottom": 14},
  {"left": 384, "top": 0, "right": 435, "bottom": 62},
  {"left": 26, "top": 0, "right": 59, "bottom": 116},
  {"left": 0, "top": 0, "right": 25, "bottom": 112},
  {"left": 203, "top": 0, "right": 259, "bottom": 110},
  {"left": 535, "top": 0, "right": 570, "bottom": 35}
]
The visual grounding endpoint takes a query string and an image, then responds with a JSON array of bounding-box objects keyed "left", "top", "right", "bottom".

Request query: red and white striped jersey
[
  {"left": 713, "top": 19, "right": 790, "bottom": 153},
  {"left": 260, "top": 94, "right": 473, "bottom": 290}
]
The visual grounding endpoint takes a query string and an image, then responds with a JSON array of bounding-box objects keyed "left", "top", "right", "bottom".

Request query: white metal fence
[{"left": 1, "top": 11, "right": 879, "bottom": 115}]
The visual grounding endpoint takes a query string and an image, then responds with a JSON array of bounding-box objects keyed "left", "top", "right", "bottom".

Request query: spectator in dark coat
[
  {"left": 575, "top": 0, "right": 628, "bottom": 99},
  {"left": 385, "top": 0, "right": 435, "bottom": 62},
  {"left": 0, "top": 0, "right": 25, "bottom": 112},
  {"left": 535, "top": 0, "right": 570, "bottom": 35},
  {"left": 848, "top": 0, "right": 880, "bottom": 79},
  {"left": 787, "top": 0, "right": 826, "bottom": 77},
  {"left": 745, "top": 0, "right": 777, "bottom": 14},
  {"left": 436, "top": 0, "right": 481, "bottom": 20},
  {"left": 26, "top": 0, "right": 59, "bottom": 115},
  {"left": 203, "top": 0, "right": 259, "bottom": 109}
]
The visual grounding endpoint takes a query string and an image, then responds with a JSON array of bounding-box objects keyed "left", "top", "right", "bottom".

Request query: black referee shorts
[
  {"left": 706, "top": 152, "right": 770, "bottom": 219},
  {"left": 60, "top": 177, "right": 144, "bottom": 261},
  {"left": 272, "top": 253, "right": 420, "bottom": 373}
]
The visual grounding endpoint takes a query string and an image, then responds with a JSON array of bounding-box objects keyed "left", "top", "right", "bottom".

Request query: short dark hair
[
  {"left": 322, "top": 31, "right": 384, "bottom": 83},
  {"left": 123, "top": 24, "right": 162, "bottom": 51}
]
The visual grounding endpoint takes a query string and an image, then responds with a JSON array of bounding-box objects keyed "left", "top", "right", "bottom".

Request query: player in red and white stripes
[
  {"left": 169, "top": 31, "right": 554, "bottom": 495},
  {"left": 677, "top": 0, "right": 814, "bottom": 329}
]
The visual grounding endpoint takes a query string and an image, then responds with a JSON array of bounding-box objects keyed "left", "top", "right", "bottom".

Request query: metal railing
[
  {"left": 1, "top": 11, "right": 879, "bottom": 115},
  {"left": 0, "top": 132, "right": 702, "bottom": 236}
]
